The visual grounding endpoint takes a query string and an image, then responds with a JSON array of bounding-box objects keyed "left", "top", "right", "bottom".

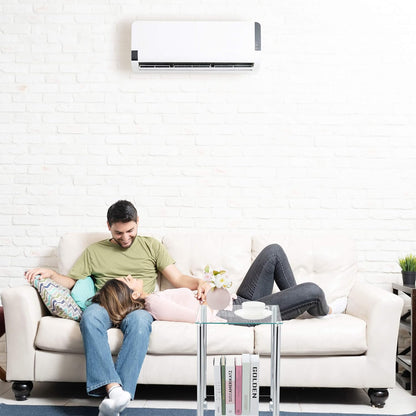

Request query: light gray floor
[
  {"left": 1, "top": 335, "right": 415, "bottom": 414},
  {"left": 1, "top": 380, "right": 416, "bottom": 414}
]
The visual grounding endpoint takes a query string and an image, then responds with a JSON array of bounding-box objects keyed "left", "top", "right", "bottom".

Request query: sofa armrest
[
  {"left": 1, "top": 285, "right": 48, "bottom": 381},
  {"left": 347, "top": 281, "right": 403, "bottom": 365}
]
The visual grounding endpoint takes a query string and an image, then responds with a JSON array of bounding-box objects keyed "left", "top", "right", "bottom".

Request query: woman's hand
[{"left": 196, "top": 280, "right": 212, "bottom": 303}]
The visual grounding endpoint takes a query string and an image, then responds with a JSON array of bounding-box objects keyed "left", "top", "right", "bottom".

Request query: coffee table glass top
[{"left": 196, "top": 304, "right": 282, "bottom": 325}]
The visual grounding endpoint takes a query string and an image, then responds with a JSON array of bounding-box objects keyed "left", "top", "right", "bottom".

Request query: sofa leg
[
  {"left": 12, "top": 381, "right": 33, "bottom": 401},
  {"left": 368, "top": 388, "right": 388, "bottom": 408}
]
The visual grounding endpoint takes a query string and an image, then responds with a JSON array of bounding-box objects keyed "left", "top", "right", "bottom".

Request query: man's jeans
[
  {"left": 235, "top": 244, "right": 329, "bottom": 320},
  {"left": 80, "top": 303, "right": 153, "bottom": 398}
]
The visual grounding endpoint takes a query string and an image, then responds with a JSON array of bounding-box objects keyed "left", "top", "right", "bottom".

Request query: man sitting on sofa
[{"left": 25, "top": 200, "right": 212, "bottom": 416}]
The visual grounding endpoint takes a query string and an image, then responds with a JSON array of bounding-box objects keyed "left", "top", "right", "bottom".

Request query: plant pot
[
  {"left": 206, "top": 287, "right": 231, "bottom": 310},
  {"left": 402, "top": 271, "right": 416, "bottom": 286}
]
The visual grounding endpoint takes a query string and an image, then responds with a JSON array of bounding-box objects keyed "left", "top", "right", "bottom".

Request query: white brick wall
[{"left": 1, "top": 0, "right": 416, "bottom": 293}]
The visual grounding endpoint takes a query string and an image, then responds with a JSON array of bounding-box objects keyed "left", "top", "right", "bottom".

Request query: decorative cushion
[
  {"left": 33, "top": 278, "right": 82, "bottom": 321},
  {"left": 70, "top": 276, "right": 96, "bottom": 311}
]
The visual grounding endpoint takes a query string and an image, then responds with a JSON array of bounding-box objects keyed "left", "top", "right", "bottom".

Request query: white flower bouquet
[{"left": 203, "top": 265, "right": 232, "bottom": 289}]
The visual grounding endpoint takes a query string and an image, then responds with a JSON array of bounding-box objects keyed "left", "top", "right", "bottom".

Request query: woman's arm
[{"left": 145, "top": 289, "right": 200, "bottom": 322}]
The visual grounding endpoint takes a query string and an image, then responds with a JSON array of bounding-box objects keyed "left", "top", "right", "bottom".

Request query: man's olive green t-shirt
[{"left": 68, "top": 236, "right": 175, "bottom": 293}]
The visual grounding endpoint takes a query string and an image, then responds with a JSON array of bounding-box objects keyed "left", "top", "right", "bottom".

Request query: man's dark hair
[{"left": 107, "top": 200, "right": 138, "bottom": 226}]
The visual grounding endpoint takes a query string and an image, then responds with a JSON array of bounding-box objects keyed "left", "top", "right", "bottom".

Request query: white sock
[
  {"left": 98, "top": 386, "right": 131, "bottom": 416},
  {"left": 329, "top": 296, "right": 348, "bottom": 314},
  {"left": 98, "top": 398, "right": 117, "bottom": 416}
]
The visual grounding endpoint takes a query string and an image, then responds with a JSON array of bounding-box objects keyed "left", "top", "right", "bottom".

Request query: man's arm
[
  {"left": 161, "top": 264, "right": 212, "bottom": 303},
  {"left": 25, "top": 268, "right": 76, "bottom": 290}
]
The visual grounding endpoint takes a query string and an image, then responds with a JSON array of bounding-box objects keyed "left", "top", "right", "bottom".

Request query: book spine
[
  {"left": 221, "top": 355, "right": 226, "bottom": 415},
  {"left": 225, "top": 357, "right": 235, "bottom": 416},
  {"left": 234, "top": 356, "right": 242, "bottom": 415},
  {"left": 213, "top": 356, "right": 222, "bottom": 416},
  {"left": 249, "top": 354, "right": 260, "bottom": 416},
  {"left": 241, "top": 354, "right": 251, "bottom": 415}
]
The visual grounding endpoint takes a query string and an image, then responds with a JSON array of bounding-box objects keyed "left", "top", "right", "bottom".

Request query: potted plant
[{"left": 398, "top": 254, "right": 416, "bottom": 285}]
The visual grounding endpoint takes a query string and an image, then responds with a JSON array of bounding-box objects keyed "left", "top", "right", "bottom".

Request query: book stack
[{"left": 213, "top": 354, "right": 260, "bottom": 416}]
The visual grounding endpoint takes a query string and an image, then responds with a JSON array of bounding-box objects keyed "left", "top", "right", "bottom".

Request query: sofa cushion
[
  {"left": 70, "top": 276, "right": 96, "bottom": 311},
  {"left": 161, "top": 233, "right": 252, "bottom": 293},
  {"left": 58, "top": 232, "right": 110, "bottom": 276},
  {"left": 35, "top": 316, "right": 84, "bottom": 353},
  {"left": 35, "top": 317, "right": 254, "bottom": 355},
  {"left": 33, "top": 278, "right": 82, "bottom": 321},
  {"left": 35, "top": 314, "right": 366, "bottom": 357},
  {"left": 148, "top": 321, "right": 254, "bottom": 354},
  {"left": 252, "top": 233, "right": 357, "bottom": 303},
  {"left": 254, "top": 314, "right": 367, "bottom": 356}
]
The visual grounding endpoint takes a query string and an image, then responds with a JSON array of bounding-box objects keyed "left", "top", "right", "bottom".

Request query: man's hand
[
  {"left": 161, "top": 264, "right": 213, "bottom": 302},
  {"left": 196, "top": 279, "right": 212, "bottom": 303},
  {"left": 25, "top": 268, "right": 55, "bottom": 284},
  {"left": 24, "top": 268, "right": 76, "bottom": 290}
]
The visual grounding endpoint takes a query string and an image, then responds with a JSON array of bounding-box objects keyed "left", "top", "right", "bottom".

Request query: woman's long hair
[{"left": 91, "top": 279, "right": 145, "bottom": 326}]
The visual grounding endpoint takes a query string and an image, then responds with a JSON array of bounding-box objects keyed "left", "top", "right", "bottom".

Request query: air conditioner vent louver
[
  {"left": 131, "top": 21, "right": 261, "bottom": 72},
  {"left": 137, "top": 62, "right": 254, "bottom": 70}
]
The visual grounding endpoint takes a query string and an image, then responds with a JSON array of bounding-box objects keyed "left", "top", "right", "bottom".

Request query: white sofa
[{"left": 1, "top": 232, "right": 403, "bottom": 407}]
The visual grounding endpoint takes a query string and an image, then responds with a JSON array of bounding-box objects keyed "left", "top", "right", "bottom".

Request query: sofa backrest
[
  {"left": 57, "top": 232, "right": 252, "bottom": 294},
  {"left": 252, "top": 233, "right": 357, "bottom": 303},
  {"left": 160, "top": 233, "right": 252, "bottom": 293},
  {"left": 58, "top": 232, "right": 110, "bottom": 276},
  {"left": 58, "top": 231, "right": 356, "bottom": 302}
]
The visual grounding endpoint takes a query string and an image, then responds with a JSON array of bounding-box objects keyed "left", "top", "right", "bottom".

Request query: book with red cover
[{"left": 234, "top": 356, "right": 242, "bottom": 415}]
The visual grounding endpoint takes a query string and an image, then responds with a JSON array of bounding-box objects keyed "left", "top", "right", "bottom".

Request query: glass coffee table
[{"left": 196, "top": 304, "right": 283, "bottom": 416}]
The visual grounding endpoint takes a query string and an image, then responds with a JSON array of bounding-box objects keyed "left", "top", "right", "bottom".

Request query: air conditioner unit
[{"left": 131, "top": 21, "right": 261, "bottom": 71}]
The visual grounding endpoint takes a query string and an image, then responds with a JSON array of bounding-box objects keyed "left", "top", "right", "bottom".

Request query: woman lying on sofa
[{"left": 93, "top": 244, "right": 347, "bottom": 325}]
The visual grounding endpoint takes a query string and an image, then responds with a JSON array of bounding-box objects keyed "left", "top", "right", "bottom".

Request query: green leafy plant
[{"left": 398, "top": 254, "right": 416, "bottom": 272}]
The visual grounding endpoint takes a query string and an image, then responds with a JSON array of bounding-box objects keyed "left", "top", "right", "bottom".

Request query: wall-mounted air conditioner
[{"left": 131, "top": 21, "right": 261, "bottom": 71}]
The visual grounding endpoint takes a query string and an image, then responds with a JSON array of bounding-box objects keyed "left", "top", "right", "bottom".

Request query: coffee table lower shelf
[{"left": 196, "top": 305, "right": 281, "bottom": 416}]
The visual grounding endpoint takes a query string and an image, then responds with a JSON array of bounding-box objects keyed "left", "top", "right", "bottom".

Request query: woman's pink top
[{"left": 145, "top": 288, "right": 231, "bottom": 323}]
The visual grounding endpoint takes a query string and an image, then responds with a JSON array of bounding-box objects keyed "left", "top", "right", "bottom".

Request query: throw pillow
[
  {"left": 32, "top": 277, "right": 82, "bottom": 321},
  {"left": 70, "top": 276, "right": 96, "bottom": 311}
]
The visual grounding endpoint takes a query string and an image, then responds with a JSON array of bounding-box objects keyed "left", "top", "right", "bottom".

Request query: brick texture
[{"left": 0, "top": 0, "right": 416, "bottom": 292}]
